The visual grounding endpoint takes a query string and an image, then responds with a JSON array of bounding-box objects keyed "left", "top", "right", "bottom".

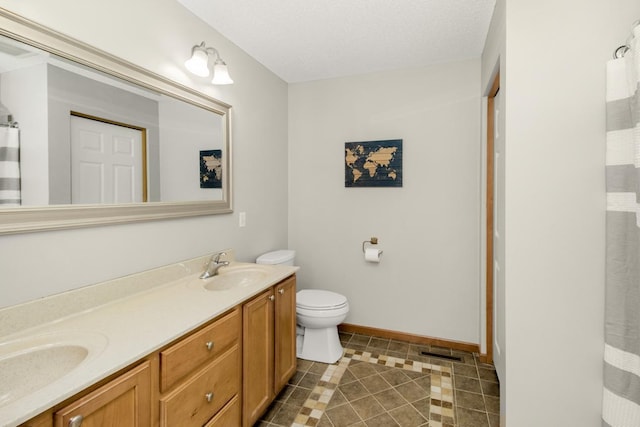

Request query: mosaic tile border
[{"left": 292, "top": 348, "right": 455, "bottom": 427}]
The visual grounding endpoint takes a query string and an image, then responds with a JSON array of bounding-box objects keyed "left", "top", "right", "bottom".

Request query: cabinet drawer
[
  {"left": 160, "top": 307, "right": 240, "bottom": 392},
  {"left": 160, "top": 345, "right": 240, "bottom": 427},
  {"left": 204, "top": 395, "right": 240, "bottom": 427}
]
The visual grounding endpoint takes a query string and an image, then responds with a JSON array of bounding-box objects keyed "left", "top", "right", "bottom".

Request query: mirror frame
[{"left": 0, "top": 8, "right": 233, "bottom": 235}]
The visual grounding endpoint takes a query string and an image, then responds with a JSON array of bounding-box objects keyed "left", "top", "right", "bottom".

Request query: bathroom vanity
[{"left": 0, "top": 253, "right": 298, "bottom": 427}]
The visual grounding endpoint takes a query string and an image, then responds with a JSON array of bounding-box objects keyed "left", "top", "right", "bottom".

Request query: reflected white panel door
[
  {"left": 493, "top": 88, "right": 505, "bottom": 382},
  {"left": 70, "top": 116, "right": 143, "bottom": 204}
]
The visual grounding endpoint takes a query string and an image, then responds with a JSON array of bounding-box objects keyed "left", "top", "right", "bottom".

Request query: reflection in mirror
[
  {"left": 0, "top": 37, "right": 224, "bottom": 206},
  {"left": 0, "top": 8, "right": 232, "bottom": 234}
]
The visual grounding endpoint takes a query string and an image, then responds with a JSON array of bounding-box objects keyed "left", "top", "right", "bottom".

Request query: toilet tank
[{"left": 256, "top": 250, "right": 296, "bottom": 266}]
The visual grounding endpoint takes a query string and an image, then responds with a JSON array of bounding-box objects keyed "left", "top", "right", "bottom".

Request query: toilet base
[{"left": 297, "top": 325, "right": 344, "bottom": 364}]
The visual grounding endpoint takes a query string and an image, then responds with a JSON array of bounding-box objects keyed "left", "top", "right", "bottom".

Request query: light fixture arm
[{"left": 202, "top": 44, "right": 223, "bottom": 63}]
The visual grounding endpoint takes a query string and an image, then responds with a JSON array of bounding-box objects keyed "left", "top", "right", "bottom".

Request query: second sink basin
[
  {"left": 0, "top": 331, "right": 108, "bottom": 407},
  {"left": 202, "top": 264, "right": 274, "bottom": 291}
]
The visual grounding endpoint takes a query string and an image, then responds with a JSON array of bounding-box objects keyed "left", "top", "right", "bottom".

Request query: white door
[
  {"left": 493, "top": 88, "right": 505, "bottom": 382},
  {"left": 70, "top": 116, "right": 143, "bottom": 204}
]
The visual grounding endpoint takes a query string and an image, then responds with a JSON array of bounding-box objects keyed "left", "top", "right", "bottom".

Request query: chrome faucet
[{"left": 200, "top": 251, "right": 230, "bottom": 279}]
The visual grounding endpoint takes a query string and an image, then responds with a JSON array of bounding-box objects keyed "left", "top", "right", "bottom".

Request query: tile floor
[{"left": 257, "top": 332, "right": 500, "bottom": 427}]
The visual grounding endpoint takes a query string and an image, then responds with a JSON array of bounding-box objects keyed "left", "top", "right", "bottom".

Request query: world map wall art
[
  {"left": 345, "top": 139, "right": 403, "bottom": 187},
  {"left": 200, "top": 149, "right": 223, "bottom": 188}
]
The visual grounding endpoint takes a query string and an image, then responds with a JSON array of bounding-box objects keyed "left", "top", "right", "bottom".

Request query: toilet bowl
[
  {"left": 296, "top": 289, "right": 349, "bottom": 363},
  {"left": 256, "top": 250, "right": 350, "bottom": 364}
]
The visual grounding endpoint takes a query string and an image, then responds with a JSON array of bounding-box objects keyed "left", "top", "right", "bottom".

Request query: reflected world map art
[{"left": 200, "top": 149, "right": 223, "bottom": 188}]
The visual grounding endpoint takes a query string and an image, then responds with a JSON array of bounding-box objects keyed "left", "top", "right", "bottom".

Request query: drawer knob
[
  {"left": 278, "top": 288, "right": 284, "bottom": 295},
  {"left": 68, "top": 415, "right": 84, "bottom": 427},
  {"left": 205, "top": 392, "right": 214, "bottom": 403},
  {"left": 205, "top": 341, "right": 214, "bottom": 351},
  {"left": 268, "top": 295, "right": 275, "bottom": 301}
]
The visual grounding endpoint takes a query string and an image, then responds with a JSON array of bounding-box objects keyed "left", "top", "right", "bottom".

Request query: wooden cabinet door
[
  {"left": 54, "top": 361, "right": 151, "bottom": 427},
  {"left": 242, "top": 289, "right": 274, "bottom": 427},
  {"left": 20, "top": 411, "right": 52, "bottom": 427},
  {"left": 274, "top": 276, "right": 297, "bottom": 394}
]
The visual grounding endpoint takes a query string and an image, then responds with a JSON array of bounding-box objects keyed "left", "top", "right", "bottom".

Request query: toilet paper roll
[{"left": 364, "top": 248, "right": 383, "bottom": 263}]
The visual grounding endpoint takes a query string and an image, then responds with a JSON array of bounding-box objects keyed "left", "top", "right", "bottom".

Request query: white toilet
[{"left": 256, "top": 250, "right": 350, "bottom": 364}]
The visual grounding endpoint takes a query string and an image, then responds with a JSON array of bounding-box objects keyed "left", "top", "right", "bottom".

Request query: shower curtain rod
[{"left": 614, "top": 19, "right": 640, "bottom": 58}]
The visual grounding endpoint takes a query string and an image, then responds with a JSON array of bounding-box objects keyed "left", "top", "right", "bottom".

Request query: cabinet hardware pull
[
  {"left": 205, "top": 392, "right": 214, "bottom": 403},
  {"left": 268, "top": 295, "right": 275, "bottom": 301},
  {"left": 68, "top": 415, "right": 84, "bottom": 427},
  {"left": 278, "top": 288, "right": 284, "bottom": 295},
  {"left": 205, "top": 341, "right": 214, "bottom": 351}
]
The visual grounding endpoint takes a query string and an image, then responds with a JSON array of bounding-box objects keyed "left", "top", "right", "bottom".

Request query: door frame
[
  {"left": 70, "top": 111, "right": 148, "bottom": 202},
  {"left": 482, "top": 72, "right": 500, "bottom": 365}
]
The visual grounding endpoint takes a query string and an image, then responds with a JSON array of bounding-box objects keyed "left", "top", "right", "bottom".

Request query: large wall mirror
[{"left": 0, "top": 8, "right": 232, "bottom": 235}]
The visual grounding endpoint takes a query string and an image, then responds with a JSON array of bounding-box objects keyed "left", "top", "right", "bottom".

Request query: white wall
[
  {"left": 481, "top": 0, "right": 640, "bottom": 425},
  {"left": 480, "top": 0, "right": 506, "bottom": 421},
  {"left": 158, "top": 96, "right": 223, "bottom": 202},
  {"left": 288, "top": 60, "right": 482, "bottom": 344},
  {"left": 0, "top": 0, "right": 289, "bottom": 308}
]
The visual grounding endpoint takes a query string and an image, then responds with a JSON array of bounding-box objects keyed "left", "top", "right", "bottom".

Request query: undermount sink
[
  {"left": 202, "top": 264, "right": 274, "bottom": 291},
  {"left": 0, "top": 331, "right": 107, "bottom": 407}
]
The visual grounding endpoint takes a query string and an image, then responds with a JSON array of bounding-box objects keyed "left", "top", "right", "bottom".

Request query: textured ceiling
[{"left": 177, "top": 0, "right": 496, "bottom": 83}]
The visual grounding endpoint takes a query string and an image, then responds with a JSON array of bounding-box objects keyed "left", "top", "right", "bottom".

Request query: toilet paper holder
[{"left": 362, "top": 237, "right": 380, "bottom": 253}]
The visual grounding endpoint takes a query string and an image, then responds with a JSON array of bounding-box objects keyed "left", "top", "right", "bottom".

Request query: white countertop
[{"left": 0, "top": 256, "right": 298, "bottom": 427}]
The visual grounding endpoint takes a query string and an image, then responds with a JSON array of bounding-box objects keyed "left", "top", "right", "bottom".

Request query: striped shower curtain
[
  {"left": 604, "top": 24, "right": 640, "bottom": 427},
  {"left": 0, "top": 126, "right": 20, "bottom": 206}
]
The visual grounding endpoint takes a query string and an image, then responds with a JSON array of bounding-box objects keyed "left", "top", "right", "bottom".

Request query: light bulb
[
  {"left": 211, "top": 61, "right": 234, "bottom": 85},
  {"left": 185, "top": 47, "right": 210, "bottom": 77}
]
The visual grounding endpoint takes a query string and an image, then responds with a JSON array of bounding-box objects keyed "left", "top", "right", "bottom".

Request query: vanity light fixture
[{"left": 185, "top": 41, "right": 234, "bottom": 85}]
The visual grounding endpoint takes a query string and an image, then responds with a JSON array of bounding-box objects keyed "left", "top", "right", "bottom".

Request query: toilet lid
[
  {"left": 256, "top": 249, "right": 295, "bottom": 265},
  {"left": 297, "top": 289, "right": 347, "bottom": 310}
]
